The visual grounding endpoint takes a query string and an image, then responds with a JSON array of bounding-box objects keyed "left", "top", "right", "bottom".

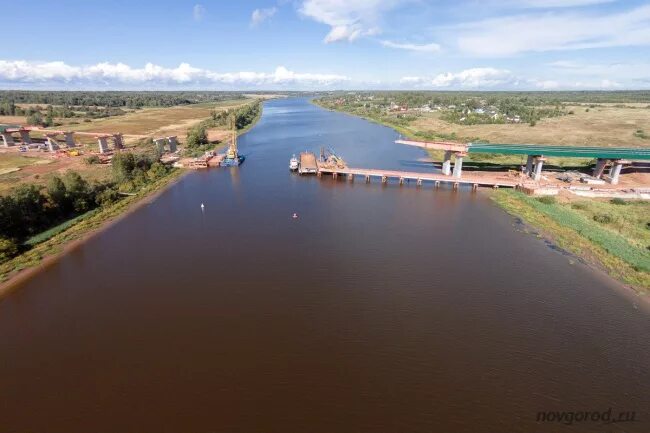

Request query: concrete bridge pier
[
  {"left": 365, "top": 175, "right": 370, "bottom": 183},
  {"left": 45, "top": 137, "right": 58, "bottom": 152},
  {"left": 399, "top": 177, "right": 405, "bottom": 185},
  {"left": 417, "top": 178, "right": 422, "bottom": 187},
  {"left": 1, "top": 132, "right": 15, "bottom": 147},
  {"left": 64, "top": 132, "right": 75, "bottom": 147},
  {"left": 593, "top": 158, "right": 608, "bottom": 178},
  {"left": 525, "top": 155, "right": 534, "bottom": 174},
  {"left": 154, "top": 138, "right": 166, "bottom": 154},
  {"left": 453, "top": 153, "right": 465, "bottom": 178},
  {"left": 435, "top": 180, "right": 440, "bottom": 188},
  {"left": 381, "top": 176, "right": 387, "bottom": 184},
  {"left": 167, "top": 136, "right": 178, "bottom": 152},
  {"left": 442, "top": 151, "right": 452, "bottom": 175},
  {"left": 19, "top": 130, "right": 32, "bottom": 145},
  {"left": 533, "top": 156, "right": 546, "bottom": 181},
  {"left": 347, "top": 173, "right": 354, "bottom": 182},
  {"left": 608, "top": 160, "right": 625, "bottom": 185},
  {"left": 113, "top": 133, "right": 124, "bottom": 150},
  {"left": 97, "top": 136, "right": 109, "bottom": 154}
]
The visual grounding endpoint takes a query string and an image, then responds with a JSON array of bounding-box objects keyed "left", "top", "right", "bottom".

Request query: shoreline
[
  {"left": 500, "top": 201, "right": 650, "bottom": 310},
  {"left": 492, "top": 189, "right": 649, "bottom": 298},
  {"left": 0, "top": 169, "right": 188, "bottom": 300}
]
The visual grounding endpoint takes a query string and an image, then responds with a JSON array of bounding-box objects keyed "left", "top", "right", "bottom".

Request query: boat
[
  {"left": 289, "top": 154, "right": 299, "bottom": 171},
  {"left": 220, "top": 121, "right": 245, "bottom": 167}
]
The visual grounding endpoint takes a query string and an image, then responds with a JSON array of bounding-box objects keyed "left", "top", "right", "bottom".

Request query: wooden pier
[{"left": 316, "top": 166, "right": 518, "bottom": 189}]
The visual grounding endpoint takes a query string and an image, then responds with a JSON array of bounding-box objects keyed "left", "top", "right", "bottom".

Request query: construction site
[{"left": 296, "top": 140, "right": 650, "bottom": 199}]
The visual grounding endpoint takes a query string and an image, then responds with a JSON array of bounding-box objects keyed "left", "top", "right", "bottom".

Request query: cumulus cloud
[
  {"left": 455, "top": 4, "right": 650, "bottom": 56},
  {"left": 251, "top": 7, "right": 277, "bottom": 27},
  {"left": 381, "top": 40, "right": 441, "bottom": 53},
  {"left": 299, "top": 0, "right": 406, "bottom": 42},
  {"left": 515, "top": 0, "right": 615, "bottom": 8},
  {"left": 429, "top": 68, "right": 516, "bottom": 88},
  {"left": 0, "top": 60, "right": 350, "bottom": 89},
  {"left": 398, "top": 67, "right": 637, "bottom": 90},
  {"left": 397, "top": 68, "right": 517, "bottom": 88},
  {"left": 193, "top": 4, "right": 205, "bottom": 22}
]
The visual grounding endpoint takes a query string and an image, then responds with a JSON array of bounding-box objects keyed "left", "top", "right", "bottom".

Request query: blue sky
[{"left": 1, "top": 0, "right": 649, "bottom": 90}]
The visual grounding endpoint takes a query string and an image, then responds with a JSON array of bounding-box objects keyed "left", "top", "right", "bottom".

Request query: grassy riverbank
[
  {"left": 492, "top": 190, "right": 650, "bottom": 293},
  {"left": 0, "top": 167, "right": 185, "bottom": 292}
]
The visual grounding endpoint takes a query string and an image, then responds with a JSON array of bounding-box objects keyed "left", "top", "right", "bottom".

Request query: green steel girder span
[{"left": 467, "top": 143, "right": 650, "bottom": 160}]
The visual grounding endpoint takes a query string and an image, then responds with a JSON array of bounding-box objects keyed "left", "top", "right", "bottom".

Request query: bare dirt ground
[
  {"left": 0, "top": 99, "right": 252, "bottom": 193},
  {"left": 411, "top": 104, "right": 650, "bottom": 147}
]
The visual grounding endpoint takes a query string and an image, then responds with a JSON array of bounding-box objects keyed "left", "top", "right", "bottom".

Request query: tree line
[
  {"left": 0, "top": 91, "right": 248, "bottom": 109},
  {"left": 185, "top": 100, "right": 262, "bottom": 151},
  {"left": 0, "top": 152, "right": 172, "bottom": 262}
]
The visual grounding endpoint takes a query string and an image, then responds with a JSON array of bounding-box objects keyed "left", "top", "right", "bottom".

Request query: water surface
[{"left": 1, "top": 98, "right": 648, "bottom": 433}]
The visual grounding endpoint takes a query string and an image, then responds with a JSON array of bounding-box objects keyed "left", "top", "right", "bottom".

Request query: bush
[
  {"left": 593, "top": 214, "right": 613, "bottom": 224},
  {"left": 610, "top": 198, "right": 628, "bottom": 205},
  {"left": 85, "top": 155, "right": 101, "bottom": 165},
  {"left": 0, "top": 237, "right": 18, "bottom": 261},
  {"left": 95, "top": 188, "right": 120, "bottom": 207},
  {"left": 571, "top": 202, "right": 587, "bottom": 210},
  {"left": 537, "top": 196, "right": 556, "bottom": 205}
]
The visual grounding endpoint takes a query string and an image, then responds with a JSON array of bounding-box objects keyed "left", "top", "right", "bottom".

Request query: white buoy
[
  {"left": 292, "top": 213, "right": 298, "bottom": 219},
  {"left": 201, "top": 203, "right": 205, "bottom": 212}
]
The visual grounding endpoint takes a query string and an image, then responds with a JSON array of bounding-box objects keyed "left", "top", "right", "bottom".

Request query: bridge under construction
[
  {"left": 306, "top": 139, "right": 650, "bottom": 193},
  {"left": 396, "top": 139, "right": 650, "bottom": 185}
]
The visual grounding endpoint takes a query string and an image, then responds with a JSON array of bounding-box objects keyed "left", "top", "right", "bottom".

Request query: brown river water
[{"left": 0, "top": 98, "right": 648, "bottom": 433}]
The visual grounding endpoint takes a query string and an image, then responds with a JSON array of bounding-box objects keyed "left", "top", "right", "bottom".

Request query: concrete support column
[
  {"left": 365, "top": 175, "right": 370, "bottom": 183},
  {"left": 416, "top": 178, "right": 422, "bottom": 186},
  {"left": 592, "top": 158, "right": 607, "bottom": 178},
  {"left": 525, "top": 155, "right": 534, "bottom": 175},
  {"left": 113, "top": 133, "right": 124, "bottom": 150},
  {"left": 332, "top": 172, "right": 338, "bottom": 179},
  {"left": 453, "top": 154, "right": 464, "bottom": 178},
  {"left": 46, "top": 137, "right": 58, "bottom": 152},
  {"left": 347, "top": 173, "right": 353, "bottom": 182},
  {"left": 533, "top": 157, "right": 545, "bottom": 181},
  {"left": 435, "top": 181, "right": 440, "bottom": 188},
  {"left": 154, "top": 138, "right": 166, "bottom": 153},
  {"left": 97, "top": 137, "right": 109, "bottom": 154},
  {"left": 442, "top": 150, "right": 452, "bottom": 176},
  {"left": 1, "top": 132, "right": 15, "bottom": 147},
  {"left": 167, "top": 136, "right": 178, "bottom": 152},
  {"left": 399, "top": 177, "right": 404, "bottom": 185},
  {"left": 64, "top": 132, "right": 75, "bottom": 147},
  {"left": 19, "top": 130, "right": 32, "bottom": 145},
  {"left": 381, "top": 176, "right": 387, "bottom": 184},
  {"left": 609, "top": 161, "right": 624, "bottom": 185}
]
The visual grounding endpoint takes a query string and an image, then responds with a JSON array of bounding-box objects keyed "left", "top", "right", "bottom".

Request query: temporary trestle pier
[{"left": 316, "top": 166, "right": 518, "bottom": 189}]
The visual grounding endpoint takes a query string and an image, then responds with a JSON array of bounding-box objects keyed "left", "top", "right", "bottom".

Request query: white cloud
[
  {"left": 0, "top": 60, "right": 350, "bottom": 89},
  {"left": 429, "top": 68, "right": 516, "bottom": 88},
  {"left": 299, "top": 0, "right": 406, "bottom": 42},
  {"left": 381, "top": 40, "right": 441, "bottom": 53},
  {"left": 515, "top": 0, "right": 615, "bottom": 8},
  {"left": 455, "top": 4, "right": 650, "bottom": 56},
  {"left": 398, "top": 67, "right": 641, "bottom": 90},
  {"left": 251, "top": 7, "right": 277, "bottom": 27},
  {"left": 193, "top": 4, "right": 205, "bottom": 22}
]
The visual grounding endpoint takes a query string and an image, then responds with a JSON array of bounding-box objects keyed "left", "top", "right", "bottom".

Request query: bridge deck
[{"left": 467, "top": 143, "right": 650, "bottom": 160}]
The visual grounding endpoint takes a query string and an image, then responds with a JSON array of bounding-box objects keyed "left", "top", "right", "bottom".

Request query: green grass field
[{"left": 492, "top": 190, "right": 650, "bottom": 292}]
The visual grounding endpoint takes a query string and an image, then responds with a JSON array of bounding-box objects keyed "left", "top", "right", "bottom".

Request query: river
[{"left": 0, "top": 98, "right": 648, "bottom": 433}]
